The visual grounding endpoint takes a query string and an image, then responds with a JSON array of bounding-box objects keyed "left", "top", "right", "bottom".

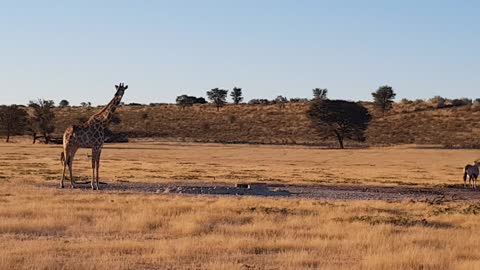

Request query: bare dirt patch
[{"left": 42, "top": 181, "right": 480, "bottom": 202}]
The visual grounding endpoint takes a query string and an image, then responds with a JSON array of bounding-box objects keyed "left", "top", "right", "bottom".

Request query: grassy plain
[{"left": 1, "top": 140, "right": 480, "bottom": 269}]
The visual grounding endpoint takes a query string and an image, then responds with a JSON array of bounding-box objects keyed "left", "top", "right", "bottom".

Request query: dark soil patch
[{"left": 43, "top": 181, "right": 480, "bottom": 202}]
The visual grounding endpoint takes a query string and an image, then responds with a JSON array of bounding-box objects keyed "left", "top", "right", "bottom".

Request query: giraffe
[{"left": 60, "top": 83, "right": 128, "bottom": 190}]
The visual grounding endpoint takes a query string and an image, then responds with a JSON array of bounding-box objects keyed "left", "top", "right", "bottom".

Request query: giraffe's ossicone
[{"left": 60, "top": 83, "right": 128, "bottom": 190}]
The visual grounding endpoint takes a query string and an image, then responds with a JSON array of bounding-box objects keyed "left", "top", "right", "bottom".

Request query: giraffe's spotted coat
[{"left": 60, "top": 83, "right": 128, "bottom": 190}]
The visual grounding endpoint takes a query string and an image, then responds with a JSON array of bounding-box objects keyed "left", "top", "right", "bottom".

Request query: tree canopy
[
  {"left": 312, "top": 88, "right": 328, "bottom": 100},
  {"left": 28, "top": 99, "right": 56, "bottom": 144},
  {"left": 230, "top": 87, "right": 243, "bottom": 104},
  {"left": 207, "top": 88, "right": 228, "bottom": 111},
  {"left": 176, "top": 95, "right": 207, "bottom": 109},
  {"left": 372, "top": 85, "right": 396, "bottom": 114},
  {"left": 59, "top": 100, "right": 70, "bottom": 107},
  {"left": 307, "top": 99, "right": 371, "bottom": 149},
  {"left": 0, "top": 105, "right": 28, "bottom": 142}
]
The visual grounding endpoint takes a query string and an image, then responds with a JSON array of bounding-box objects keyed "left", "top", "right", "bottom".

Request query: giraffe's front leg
[
  {"left": 95, "top": 148, "right": 102, "bottom": 190},
  {"left": 91, "top": 148, "right": 97, "bottom": 190}
]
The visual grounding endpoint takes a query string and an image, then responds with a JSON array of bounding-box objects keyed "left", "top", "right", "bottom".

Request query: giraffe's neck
[{"left": 87, "top": 95, "right": 122, "bottom": 127}]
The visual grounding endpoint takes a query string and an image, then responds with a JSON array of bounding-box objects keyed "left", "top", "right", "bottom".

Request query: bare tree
[
  {"left": 275, "top": 95, "right": 288, "bottom": 110},
  {"left": 312, "top": 88, "right": 328, "bottom": 100}
]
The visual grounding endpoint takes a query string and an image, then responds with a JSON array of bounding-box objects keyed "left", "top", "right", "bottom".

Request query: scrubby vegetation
[
  {"left": 47, "top": 99, "right": 480, "bottom": 147},
  {"left": 2, "top": 89, "right": 480, "bottom": 148}
]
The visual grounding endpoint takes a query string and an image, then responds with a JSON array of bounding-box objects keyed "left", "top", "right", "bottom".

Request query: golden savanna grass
[{"left": 1, "top": 141, "right": 480, "bottom": 269}]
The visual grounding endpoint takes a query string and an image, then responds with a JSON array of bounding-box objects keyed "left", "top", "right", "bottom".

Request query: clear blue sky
[{"left": 1, "top": 0, "right": 479, "bottom": 105}]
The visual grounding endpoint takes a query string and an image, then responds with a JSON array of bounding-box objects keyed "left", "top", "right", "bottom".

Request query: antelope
[{"left": 463, "top": 161, "right": 479, "bottom": 189}]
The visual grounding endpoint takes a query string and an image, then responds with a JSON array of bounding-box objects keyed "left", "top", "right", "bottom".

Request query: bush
[
  {"left": 289, "top": 98, "right": 309, "bottom": 103},
  {"left": 176, "top": 95, "right": 207, "bottom": 109},
  {"left": 400, "top": 98, "right": 412, "bottom": 104},
  {"left": 430, "top": 96, "right": 446, "bottom": 108},
  {"left": 472, "top": 100, "right": 480, "bottom": 111},
  {"left": 248, "top": 99, "right": 273, "bottom": 105},
  {"left": 275, "top": 96, "right": 288, "bottom": 110},
  {"left": 413, "top": 99, "right": 424, "bottom": 104},
  {"left": 451, "top": 98, "right": 472, "bottom": 107}
]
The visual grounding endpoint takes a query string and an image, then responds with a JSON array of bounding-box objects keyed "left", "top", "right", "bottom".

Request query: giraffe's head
[{"left": 115, "top": 83, "right": 128, "bottom": 97}]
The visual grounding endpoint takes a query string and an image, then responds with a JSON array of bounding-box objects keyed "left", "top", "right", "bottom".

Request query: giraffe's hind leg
[
  {"left": 91, "top": 154, "right": 96, "bottom": 190},
  {"left": 69, "top": 147, "right": 79, "bottom": 188},
  {"left": 91, "top": 147, "right": 101, "bottom": 190},
  {"left": 60, "top": 153, "right": 66, "bottom": 189},
  {"left": 68, "top": 162, "right": 74, "bottom": 188}
]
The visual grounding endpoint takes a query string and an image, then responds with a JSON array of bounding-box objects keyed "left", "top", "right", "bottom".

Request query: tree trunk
[
  {"left": 6, "top": 133, "right": 10, "bottom": 143},
  {"left": 333, "top": 130, "right": 344, "bottom": 149}
]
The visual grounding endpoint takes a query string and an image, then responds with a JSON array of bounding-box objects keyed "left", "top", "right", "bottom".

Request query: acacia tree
[
  {"left": 312, "top": 88, "right": 328, "bottom": 100},
  {"left": 59, "top": 100, "right": 70, "bottom": 107},
  {"left": 0, "top": 105, "right": 28, "bottom": 142},
  {"left": 207, "top": 88, "right": 228, "bottom": 111},
  {"left": 372, "top": 85, "right": 396, "bottom": 114},
  {"left": 307, "top": 99, "right": 371, "bottom": 149},
  {"left": 176, "top": 95, "right": 206, "bottom": 109},
  {"left": 80, "top": 102, "right": 92, "bottom": 108},
  {"left": 230, "top": 87, "right": 243, "bottom": 104},
  {"left": 28, "top": 99, "right": 55, "bottom": 144}
]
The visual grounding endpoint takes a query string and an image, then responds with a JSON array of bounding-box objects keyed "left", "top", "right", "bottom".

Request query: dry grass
[
  {"left": 48, "top": 102, "right": 480, "bottom": 147},
  {"left": 1, "top": 140, "right": 477, "bottom": 187},
  {"left": 1, "top": 142, "right": 480, "bottom": 269},
  {"left": 1, "top": 184, "right": 480, "bottom": 269}
]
